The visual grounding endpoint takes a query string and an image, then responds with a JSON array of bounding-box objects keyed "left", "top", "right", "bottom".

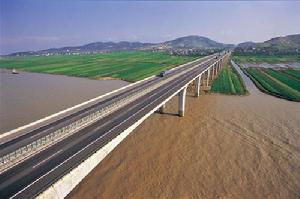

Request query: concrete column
[
  {"left": 178, "top": 87, "right": 187, "bottom": 117},
  {"left": 207, "top": 68, "right": 211, "bottom": 86},
  {"left": 215, "top": 63, "right": 218, "bottom": 75},
  {"left": 195, "top": 75, "right": 201, "bottom": 97},
  {"left": 158, "top": 104, "right": 166, "bottom": 114}
]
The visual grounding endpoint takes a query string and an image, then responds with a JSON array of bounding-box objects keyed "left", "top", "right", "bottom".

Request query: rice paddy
[
  {"left": 211, "top": 65, "right": 248, "bottom": 95},
  {"left": 243, "top": 68, "right": 300, "bottom": 101},
  {"left": 0, "top": 51, "right": 198, "bottom": 82}
]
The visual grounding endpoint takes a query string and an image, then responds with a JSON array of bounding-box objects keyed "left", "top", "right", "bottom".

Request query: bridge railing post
[{"left": 178, "top": 87, "right": 187, "bottom": 117}]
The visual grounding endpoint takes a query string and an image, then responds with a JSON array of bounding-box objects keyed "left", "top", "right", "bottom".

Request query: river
[
  {"left": 68, "top": 62, "right": 300, "bottom": 199},
  {"left": 0, "top": 69, "right": 129, "bottom": 134}
]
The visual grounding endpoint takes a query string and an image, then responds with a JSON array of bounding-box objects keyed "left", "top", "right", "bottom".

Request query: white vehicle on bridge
[{"left": 159, "top": 70, "right": 172, "bottom": 77}]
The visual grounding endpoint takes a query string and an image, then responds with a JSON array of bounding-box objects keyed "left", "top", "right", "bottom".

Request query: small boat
[{"left": 12, "top": 68, "right": 18, "bottom": 74}]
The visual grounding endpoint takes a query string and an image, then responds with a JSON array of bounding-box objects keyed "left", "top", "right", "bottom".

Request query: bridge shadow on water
[{"left": 154, "top": 110, "right": 179, "bottom": 117}]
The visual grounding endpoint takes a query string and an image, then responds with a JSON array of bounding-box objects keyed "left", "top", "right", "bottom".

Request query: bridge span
[{"left": 0, "top": 51, "right": 230, "bottom": 198}]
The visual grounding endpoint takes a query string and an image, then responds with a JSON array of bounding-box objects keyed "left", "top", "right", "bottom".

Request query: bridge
[{"left": 0, "top": 51, "right": 230, "bottom": 198}]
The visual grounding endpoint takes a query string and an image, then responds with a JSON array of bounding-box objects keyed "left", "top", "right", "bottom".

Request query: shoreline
[{"left": 0, "top": 68, "right": 132, "bottom": 83}]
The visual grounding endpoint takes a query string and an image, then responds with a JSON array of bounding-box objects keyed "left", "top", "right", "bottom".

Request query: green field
[
  {"left": 0, "top": 51, "right": 198, "bottom": 82},
  {"left": 233, "top": 55, "right": 300, "bottom": 64},
  {"left": 211, "top": 65, "right": 248, "bottom": 95},
  {"left": 282, "top": 69, "right": 300, "bottom": 79},
  {"left": 243, "top": 68, "right": 300, "bottom": 101}
]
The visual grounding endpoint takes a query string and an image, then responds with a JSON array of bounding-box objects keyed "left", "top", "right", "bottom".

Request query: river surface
[
  {"left": 0, "top": 69, "right": 129, "bottom": 133},
  {"left": 69, "top": 62, "right": 300, "bottom": 199}
]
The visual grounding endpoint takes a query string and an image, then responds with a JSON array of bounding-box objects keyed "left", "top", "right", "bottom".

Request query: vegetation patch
[
  {"left": 282, "top": 69, "right": 300, "bottom": 79},
  {"left": 243, "top": 67, "right": 300, "bottom": 101},
  {"left": 0, "top": 51, "right": 198, "bottom": 82},
  {"left": 211, "top": 65, "right": 248, "bottom": 95},
  {"left": 233, "top": 55, "right": 300, "bottom": 64}
]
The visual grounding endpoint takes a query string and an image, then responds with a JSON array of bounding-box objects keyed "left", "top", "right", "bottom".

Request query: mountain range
[
  {"left": 234, "top": 34, "right": 300, "bottom": 55},
  {"left": 7, "top": 34, "right": 300, "bottom": 56},
  {"left": 8, "top": 36, "right": 233, "bottom": 56}
]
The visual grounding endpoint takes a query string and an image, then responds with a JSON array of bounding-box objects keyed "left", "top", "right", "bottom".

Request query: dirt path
[{"left": 68, "top": 82, "right": 300, "bottom": 199}]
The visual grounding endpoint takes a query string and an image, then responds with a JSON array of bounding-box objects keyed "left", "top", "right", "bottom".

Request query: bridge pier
[
  {"left": 178, "top": 87, "right": 187, "bottom": 117},
  {"left": 207, "top": 67, "right": 211, "bottom": 86},
  {"left": 158, "top": 104, "right": 166, "bottom": 114},
  {"left": 213, "top": 64, "right": 216, "bottom": 76},
  {"left": 195, "top": 75, "right": 201, "bottom": 97}
]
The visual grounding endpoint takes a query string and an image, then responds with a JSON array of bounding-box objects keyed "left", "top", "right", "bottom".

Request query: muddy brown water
[
  {"left": 0, "top": 69, "right": 129, "bottom": 133},
  {"left": 68, "top": 65, "right": 300, "bottom": 198}
]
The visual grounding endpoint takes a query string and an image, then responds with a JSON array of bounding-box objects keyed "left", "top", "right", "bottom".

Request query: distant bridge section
[{"left": 0, "top": 51, "right": 230, "bottom": 199}]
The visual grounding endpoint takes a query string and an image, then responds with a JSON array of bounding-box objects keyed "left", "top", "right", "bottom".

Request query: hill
[
  {"left": 150, "top": 35, "right": 234, "bottom": 56},
  {"left": 8, "top": 41, "right": 152, "bottom": 56},
  {"left": 237, "top": 41, "right": 256, "bottom": 48},
  {"left": 7, "top": 36, "right": 233, "bottom": 57},
  {"left": 162, "top": 35, "right": 234, "bottom": 49},
  {"left": 234, "top": 34, "right": 300, "bottom": 55}
]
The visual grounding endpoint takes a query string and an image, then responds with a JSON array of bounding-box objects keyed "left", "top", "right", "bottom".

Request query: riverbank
[{"left": 68, "top": 80, "right": 300, "bottom": 198}]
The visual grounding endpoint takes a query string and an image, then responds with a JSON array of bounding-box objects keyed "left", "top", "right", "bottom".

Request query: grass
[
  {"left": 243, "top": 67, "right": 300, "bottom": 101},
  {"left": 211, "top": 64, "right": 248, "bottom": 95},
  {"left": 233, "top": 55, "right": 300, "bottom": 64},
  {"left": 0, "top": 51, "right": 198, "bottom": 82}
]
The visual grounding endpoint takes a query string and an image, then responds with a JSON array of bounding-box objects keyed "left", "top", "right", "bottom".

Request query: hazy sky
[{"left": 1, "top": 0, "right": 300, "bottom": 54}]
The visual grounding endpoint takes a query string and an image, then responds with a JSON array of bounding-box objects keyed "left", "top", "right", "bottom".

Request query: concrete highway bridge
[{"left": 0, "top": 51, "right": 230, "bottom": 199}]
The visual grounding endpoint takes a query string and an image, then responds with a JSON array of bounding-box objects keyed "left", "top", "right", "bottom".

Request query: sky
[{"left": 1, "top": 0, "right": 300, "bottom": 54}]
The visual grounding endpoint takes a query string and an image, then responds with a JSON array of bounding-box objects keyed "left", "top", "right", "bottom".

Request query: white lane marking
[
  {"left": 11, "top": 54, "right": 226, "bottom": 198},
  {"left": 33, "top": 150, "right": 63, "bottom": 169}
]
